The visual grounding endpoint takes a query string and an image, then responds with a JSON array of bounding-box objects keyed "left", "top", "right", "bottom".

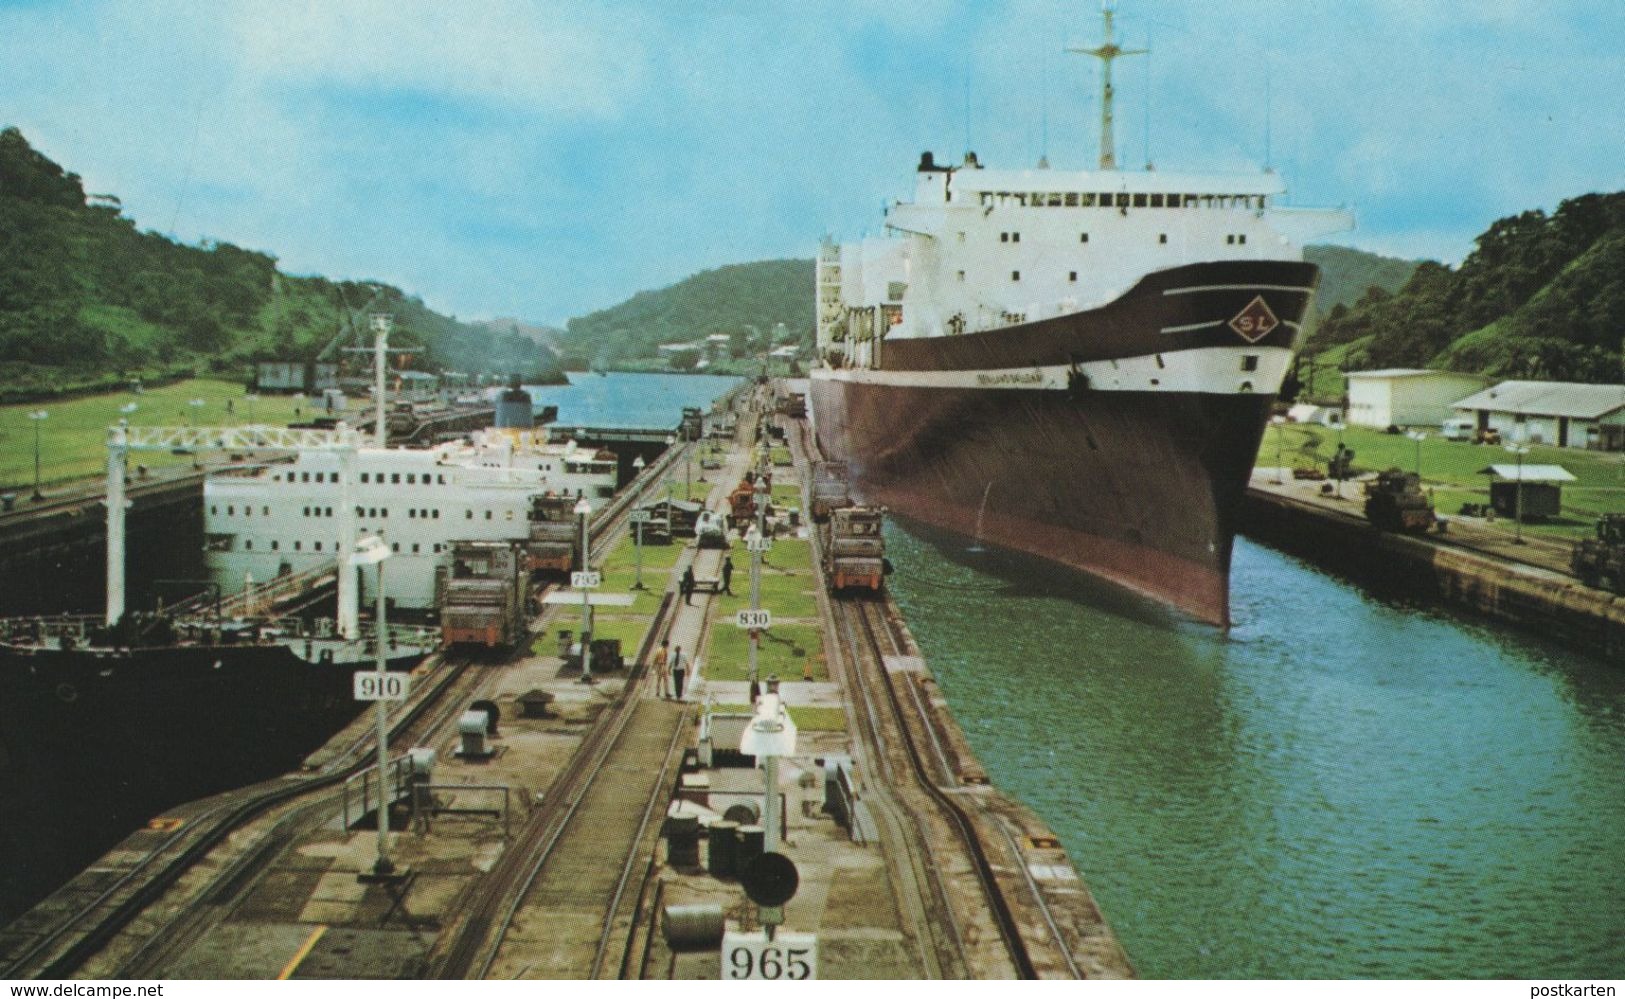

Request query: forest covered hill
[
  {"left": 1311, "top": 192, "right": 1625, "bottom": 383},
  {"left": 0, "top": 127, "right": 557, "bottom": 399}
]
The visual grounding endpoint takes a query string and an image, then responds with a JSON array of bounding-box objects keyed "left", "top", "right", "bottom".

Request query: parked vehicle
[
  {"left": 1573, "top": 513, "right": 1625, "bottom": 593},
  {"left": 1363, "top": 468, "right": 1436, "bottom": 533}
]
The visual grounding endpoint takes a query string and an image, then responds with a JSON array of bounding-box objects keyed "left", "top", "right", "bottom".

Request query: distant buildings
[
  {"left": 1345, "top": 369, "right": 1491, "bottom": 429},
  {"left": 1452, "top": 380, "right": 1625, "bottom": 450},
  {"left": 1340, "top": 369, "right": 1625, "bottom": 451}
]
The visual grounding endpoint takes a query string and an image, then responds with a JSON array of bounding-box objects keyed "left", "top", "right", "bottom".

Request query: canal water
[
  {"left": 885, "top": 520, "right": 1625, "bottom": 978},
  {"left": 528, "top": 371, "right": 742, "bottom": 428}
]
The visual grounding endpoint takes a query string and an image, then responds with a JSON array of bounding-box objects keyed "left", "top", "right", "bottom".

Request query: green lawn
[
  {"left": 705, "top": 622, "right": 827, "bottom": 683},
  {"left": 0, "top": 378, "right": 312, "bottom": 490},
  {"left": 1260, "top": 422, "right": 1625, "bottom": 540}
]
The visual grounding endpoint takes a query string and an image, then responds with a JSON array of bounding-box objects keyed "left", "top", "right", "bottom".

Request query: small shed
[
  {"left": 1478, "top": 464, "right": 1576, "bottom": 520},
  {"left": 1286, "top": 403, "right": 1343, "bottom": 427}
]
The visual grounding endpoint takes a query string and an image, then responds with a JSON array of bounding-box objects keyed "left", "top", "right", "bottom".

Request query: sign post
[{"left": 352, "top": 535, "right": 402, "bottom": 883}]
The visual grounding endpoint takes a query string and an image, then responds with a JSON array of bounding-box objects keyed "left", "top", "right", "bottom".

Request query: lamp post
[
  {"left": 575, "top": 496, "right": 594, "bottom": 682},
  {"left": 665, "top": 434, "right": 676, "bottom": 511},
  {"left": 631, "top": 454, "right": 647, "bottom": 590},
  {"left": 748, "top": 475, "right": 769, "bottom": 699},
  {"left": 27, "top": 410, "right": 47, "bottom": 500},
  {"left": 1271, "top": 416, "right": 1285, "bottom": 484},
  {"left": 738, "top": 677, "right": 796, "bottom": 936},
  {"left": 1505, "top": 444, "right": 1529, "bottom": 544},
  {"left": 1408, "top": 430, "right": 1428, "bottom": 478},
  {"left": 351, "top": 535, "right": 397, "bottom": 881}
]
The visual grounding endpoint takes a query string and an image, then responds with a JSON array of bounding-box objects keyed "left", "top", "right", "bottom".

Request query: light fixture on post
[
  {"left": 352, "top": 535, "right": 405, "bottom": 883},
  {"left": 1271, "top": 415, "right": 1286, "bottom": 485},
  {"left": 1407, "top": 430, "right": 1427, "bottom": 478},
  {"left": 630, "top": 454, "right": 647, "bottom": 590},
  {"left": 1504, "top": 444, "right": 1529, "bottom": 545},
  {"left": 738, "top": 676, "right": 797, "bottom": 937},
  {"left": 665, "top": 435, "right": 677, "bottom": 510},
  {"left": 27, "top": 410, "right": 48, "bottom": 500},
  {"left": 575, "top": 496, "right": 595, "bottom": 682}
]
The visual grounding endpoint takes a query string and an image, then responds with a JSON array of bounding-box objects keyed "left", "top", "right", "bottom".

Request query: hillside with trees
[
  {"left": 1312, "top": 191, "right": 1625, "bottom": 383},
  {"left": 560, "top": 259, "right": 812, "bottom": 371},
  {"left": 0, "top": 127, "right": 557, "bottom": 399}
]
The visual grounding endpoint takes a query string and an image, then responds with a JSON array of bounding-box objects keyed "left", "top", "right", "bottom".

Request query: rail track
[
  {"left": 3, "top": 440, "right": 696, "bottom": 980},
  {"left": 791, "top": 412, "right": 1069, "bottom": 979}
]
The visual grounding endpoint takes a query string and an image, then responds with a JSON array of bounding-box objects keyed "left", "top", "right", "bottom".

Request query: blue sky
[{"left": 3, "top": 1, "right": 1621, "bottom": 326}]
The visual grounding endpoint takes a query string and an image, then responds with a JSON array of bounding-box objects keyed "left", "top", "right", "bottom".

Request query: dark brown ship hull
[{"left": 810, "top": 259, "right": 1319, "bottom": 625}]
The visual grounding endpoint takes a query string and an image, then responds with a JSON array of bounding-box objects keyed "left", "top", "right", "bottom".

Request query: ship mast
[{"left": 1067, "top": 1, "right": 1147, "bottom": 170}]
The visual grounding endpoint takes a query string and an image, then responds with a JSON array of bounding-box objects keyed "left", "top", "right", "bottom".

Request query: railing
[
  {"left": 413, "top": 784, "right": 512, "bottom": 839},
  {"left": 342, "top": 754, "right": 415, "bottom": 830},
  {"left": 113, "top": 424, "right": 366, "bottom": 452}
]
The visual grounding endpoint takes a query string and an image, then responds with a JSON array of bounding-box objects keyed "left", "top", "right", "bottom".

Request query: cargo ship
[{"left": 810, "top": 4, "right": 1354, "bottom": 625}]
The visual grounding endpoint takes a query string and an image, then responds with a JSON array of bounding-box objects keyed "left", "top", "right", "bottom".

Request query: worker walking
[
  {"left": 721, "top": 555, "right": 734, "bottom": 596},
  {"left": 653, "top": 639, "right": 671, "bottom": 698},
  {"left": 671, "top": 645, "right": 687, "bottom": 701},
  {"left": 681, "top": 565, "right": 696, "bottom": 606}
]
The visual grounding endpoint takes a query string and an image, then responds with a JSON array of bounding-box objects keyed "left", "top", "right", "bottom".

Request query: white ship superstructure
[
  {"left": 205, "top": 429, "right": 616, "bottom": 609},
  {"left": 822, "top": 163, "right": 1353, "bottom": 351}
]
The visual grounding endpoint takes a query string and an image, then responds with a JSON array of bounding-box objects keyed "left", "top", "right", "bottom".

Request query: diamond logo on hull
[{"left": 1228, "top": 296, "right": 1280, "bottom": 343}]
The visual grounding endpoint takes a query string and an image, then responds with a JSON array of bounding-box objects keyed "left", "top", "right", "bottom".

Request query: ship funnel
[{"left": 494, "top": 375, "right": 534, "bottom": 436}]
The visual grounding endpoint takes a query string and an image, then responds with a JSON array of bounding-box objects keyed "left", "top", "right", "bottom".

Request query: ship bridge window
[
  {"left": 314, "top": 541, "right": 322, "bottom": 552},
  {"left": 485, "top": 510, "right": 493, "bottom": 520},
  {"left": 301, "top": 472, "right": 310, "bottom": 483},
  {"left": 294, "top": 541, "right": 302, "bottom": 551},
  {"left": 407, "top": 473, "right": 416, "bottom": 484},
  {"left": 1133, "top": 194, "right": 1147, "bottom": 208},
  {"left": 270, "top": 540, "right": 279, "bottom": 551},
  {"left": 411, "top": 543, "right": 420, "bottom": 554},
  {"left": 1011, "top": 270, "right": 1021, "bottom": 282},
  {"left": 1064, "top": 193, "right": 1077, "bottom": 206},
  {"left": 1116, "top": 193, "right": 1130, "bottom": 208},
  {"left": 409, "top": 509, "right": 416, "bottom": 518},
  {"left": 466, "top": 510, "right": 473, "bottom": 519},
  {"left": 391, "top": 473, "right": 400, "bottom": 484},
  {"left": 361, "top": 473, "right": 369, "bottom": 483},
  {"left": 244, "top": 539, "right": 253, "bottom": 551},
  {"left": 1159, "top": 234, "right": 1168, "bottom": 244},
  {"left": 1069, "top": 271, "right": 1078, "bottom": 282},
  {"left": 1241, "top": 355, "right": 1260, "bottom": 372},
  {"left": 1151, "top": 194, "right": 1164, "bottom": 207},
  {"left": 1238, "top": 233, "right": 1247, "bottom": 244}
]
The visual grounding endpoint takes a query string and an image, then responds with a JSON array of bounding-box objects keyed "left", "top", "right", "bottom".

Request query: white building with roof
[
  {"left": 1452, "top": 380, "right": 1625, "bottom": 449},
  {"left": 1345, "top": 369, "right": 1492, "bottom": 429}
]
